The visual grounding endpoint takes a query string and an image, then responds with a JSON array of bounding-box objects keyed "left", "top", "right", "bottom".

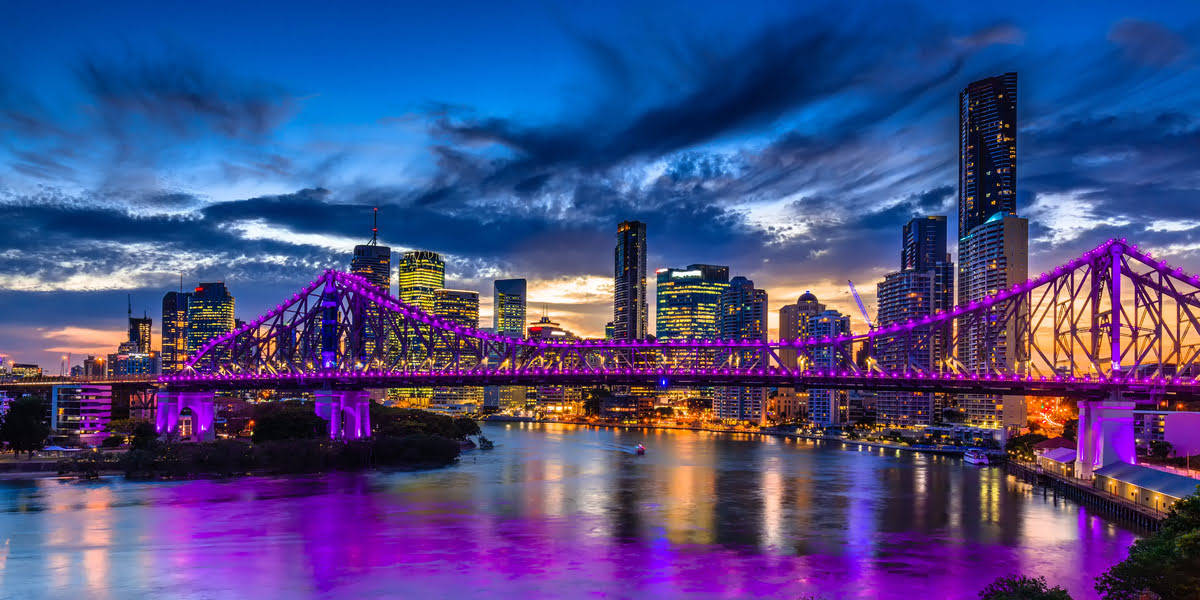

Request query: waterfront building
[
  {"left": 808, "top": 309, "right": 851, "bottom": 426},
  {"left": 605, "top": 322, "right": 614, "bottom": 340},
  {"left": 82, "top": 355, "right": 105, "bottom": 377},
  {"left": 11, "top": 363, "right": 42, "bottom": 378},
  {"left": 432, "top": 289, "right": 481, "bottom": 412},
  {"left": 161, "top": 291, "right": 191, "bottom": 373},
  {"left": 716, "top": 276, "right": 767, "bottom": 423},
  {"left": 876, "top": 216, "right": 955, "bottom": 427},
  {"left": 493, "top": 279, "right": 527, "bottom": 338},
  {"left": 655, "top": 265, "right": 729, "bottom": 341},
  {"left": 527, "top": 316, "right": 576, "bottom": 340},
  {"left": 50, "top": 384, "right": 112, "bottom": 444},
  {"left": 613, "top": 220, "right": 647, "bottom": 341},
  {"left": 128, "top": 309, "right": 152, "bottom": 355},
  {"left": 956, "top": 72, "right": 1027, "bottom": 431},
  {"left": 186, "top": 282, "right": 235, "bottom": 359}
]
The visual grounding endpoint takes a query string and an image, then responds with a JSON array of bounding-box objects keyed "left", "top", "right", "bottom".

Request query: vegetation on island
[{"left": 0, "top": 396, "right": 50, "bottom": 457}]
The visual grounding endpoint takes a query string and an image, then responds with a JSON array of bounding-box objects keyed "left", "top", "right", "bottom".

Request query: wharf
[{"left": 1007, "top": 460, "right": 1165, "bottom": 530}]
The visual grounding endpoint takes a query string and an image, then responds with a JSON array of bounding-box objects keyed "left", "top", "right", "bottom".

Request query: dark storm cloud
[{"left": 1108, "top": 19, "right": 1193, "bottom": 67}]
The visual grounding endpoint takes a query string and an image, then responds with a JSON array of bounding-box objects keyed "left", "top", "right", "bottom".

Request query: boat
[
  {"left": 964, "top": 448, "right": 989, "bottom": 465},
  {"left": 635, "top": 444, "right": 646, "bottom": 456}
]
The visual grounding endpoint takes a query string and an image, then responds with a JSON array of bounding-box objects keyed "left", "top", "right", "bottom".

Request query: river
[{"left": 0, "top": 423, "right": 1138, "bottom": 599}]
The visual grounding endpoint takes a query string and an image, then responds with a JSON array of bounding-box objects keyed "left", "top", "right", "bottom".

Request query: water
[{"left": 0, "top": 423, "right": 1138, "bottom": 600}]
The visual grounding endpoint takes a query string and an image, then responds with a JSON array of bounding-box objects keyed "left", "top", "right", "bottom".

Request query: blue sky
[{"left": 3, "top": 0, "right": 1200, "bottom": 370}]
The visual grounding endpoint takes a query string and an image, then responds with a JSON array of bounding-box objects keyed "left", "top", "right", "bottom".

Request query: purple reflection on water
[{"left": 0, "top": 424, "right": 1138, "bottom": 600}]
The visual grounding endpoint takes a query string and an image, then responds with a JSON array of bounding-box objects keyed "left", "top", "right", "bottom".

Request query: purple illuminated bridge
[{"left": 160, "top": 238, "right": 1200, "bottom": 479}]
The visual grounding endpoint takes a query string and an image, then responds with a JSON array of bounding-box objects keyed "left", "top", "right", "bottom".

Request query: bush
[
  {"left": 101, "top": 435, "right": 125, "bottom": 448},
  {"left": 979, "top": 575, "right": 1073, "bottom": 599},
  {"left": 251, "top": 406, "right": 329, "bottom": 443}
]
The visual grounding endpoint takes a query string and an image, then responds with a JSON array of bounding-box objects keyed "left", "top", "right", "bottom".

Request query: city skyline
[{"left": 4, "top": 2, "right": 1200, "bottom": 370}]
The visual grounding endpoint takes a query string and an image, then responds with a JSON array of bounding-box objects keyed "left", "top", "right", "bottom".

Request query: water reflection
[{"left": 0, "top": 423, "right": 1137, "bottom": 599}]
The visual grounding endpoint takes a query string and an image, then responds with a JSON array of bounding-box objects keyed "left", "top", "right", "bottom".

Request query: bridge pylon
[
  {"left": 314, "top": 389, "right": 371, "bottom": 440},
  {"left": 1075, "top": 390, "right": 1136, "bottom": 480},
  {"left": 155, "top": 390, "right": 216, "bottom": 442}
]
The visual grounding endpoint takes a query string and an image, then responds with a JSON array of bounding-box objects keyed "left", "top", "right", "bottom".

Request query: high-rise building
[
  {"left": 433, "top": 289, "right": 479, "bottom": 329},
  {"left": 876, "top": 217, "right": 955, "bottom": 426},
  {"left": 129, "top": 313, "right": 152, "bottom": 355},
  {"left": 527, "top": 316, "right": 577, "bottom": 340},
  {"left": 50, "top": 384, "right": 112, "bottom": 440},
  {"left": 956, "top": 72, "right": 1026, "bottom": 431},
  {"left": 162, "top": 291, "right": 191, "bottom": 373},
  {"left": 903, "top": 215, "right": 949, "bottom": 272},
  {"left": 716, "top": 276, "right": 767, "bottom": 423},
  {"left": 959, "top": 72, "right": 1017, "bottom": 241},
  {"left": 432, "top": 289, "right": 482, "bottom": 410},
  {"left": 350, "top": 212, "right": 392, "bottom": 293},
  {"left": 493, "top": 279, "right": 528, "bottom": 338},
  {"left": 808, "top": 309, "right": 851, "bottom": 426},
  {"left": 613, "top": 220, "right": 647, "bottom": 341},
  {"left": 957, "top": 214, "right": 1029, "bottom": 428},
  {"left": 778, "top": 292, "right": 826, "bottom": 370},
  {"left": 186, "top": 283, "right": 235, "bottom": 359},
  {"left": 399, "top": 251, "right": 446, "bottom": 313},
  {"left": 655, "top": 264, "right": 729, "bottom": 341}
]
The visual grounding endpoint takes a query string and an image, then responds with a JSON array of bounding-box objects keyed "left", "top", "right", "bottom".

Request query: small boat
[
  {"left": 964, "top": 448, "right": 989, "bottom": 465},
  {"left": 635, "top": 444, "right": 646, "bottom": 456}
]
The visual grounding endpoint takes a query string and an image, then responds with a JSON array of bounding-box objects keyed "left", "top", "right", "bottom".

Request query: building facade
[
  {"left": 186, "top": 283, "right": 235, "bottom": 359},
  {"left": 161, "top": 291, "right": 191, "bottom": 373},
  {"left": 431, "top": 289, "right": 482, "bottom": 411},
  {"left": 50, "top": 384, "right": 112, "bottom": 443},
  {"left": 399, "top": 251, "right": 446, "bottom": 313},
  {"left": 715, "top": 276, "right": 767, "bottom": 423},
  {"left": 808, "top": 309, "right": 851, "bottom": 426},
  {"left": 778, "top": 291, "right": 826, "bottom": 370},
  {"left": 959, "top": 72, "right": 1017, "bottom": 242},
  {"left": 613, "top": 220, "right": 647, "bottom": 341},
  {"left": 493, "top": 279, "right": 528, "bottom": 338}
]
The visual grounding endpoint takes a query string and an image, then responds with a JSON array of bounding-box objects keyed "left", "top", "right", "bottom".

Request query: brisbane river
[{"left": 0, "top": 423, "right": 1138, "bottom": 600}]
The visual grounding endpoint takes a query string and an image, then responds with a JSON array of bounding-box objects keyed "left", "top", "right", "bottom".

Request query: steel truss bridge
[{"left": 9, "top": 238, "right": 1197, "bottom": 478}]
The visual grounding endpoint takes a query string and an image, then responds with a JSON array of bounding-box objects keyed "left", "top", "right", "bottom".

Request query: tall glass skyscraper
[
  {"left": 432, "top": 289, "right": 482, "bottom": 409},
  {"left": 957, "top": 72, "right": 1027, "bottom": 431},
  {"left": 493, "top": 279, "right": 527, "bottom": 339},
  {"left": 808, "top": 310, "right": 851, "bottom": 426},
  {"left": 716, "top": 276, "right": 767, "bottom": 423},
  {"left": 613, "top": 220, "right": 647, "bottom": 341},
  {"left": 129, "top": 314, "right": 152, "bottom": 355},
  {"left": 161, "top": 291, "right": 191, "bottom": 373},
  {"left": 399, "top": 251, "right": 445, "bottom": 313},
  {"left": 186, "top": 283, "right": 235, "bottom": 358},
  {"left": 903, "top": 216, "right": 949, "bottom": 272},
  {"left": 959, "top": 72, "right": 1017, "bottom": 241},
  {"left": 350, "top": 213, "right": 392, "bottom": 360}
]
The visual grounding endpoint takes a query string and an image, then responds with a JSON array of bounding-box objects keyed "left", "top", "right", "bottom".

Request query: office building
[
  {"left": 494, "top": 279, "right": 528, "bottom": 338},
  {"left": 350, "top": 208, "right": 392, "bottom": 293},
  {"left": 527, "top": 316, "right": 577, "bottom": 340},
  {"left": 399, "top": 251, "right": 446, "bottom": 313},
  {"left": 50, "top": 384, "right": 112, "bottom": 443},
  {"left": 186, "top": 282, "right": 235, "bottom": 358},
  {"left": 431, "top": 289, "right": 482, "bottom": 411},
  {"left": 809, "top": 309, "right": 851, "bottom": 426},
  {"left": 655, "top": 264, "right": 729, "bottom": 341},
  {"left": 11, "top": 364, "right": 42, "bottom": 378},
  {"left": 162, "top": 291, "right": 191, "bottom": 373},
  {"left": 876, "top": 217, "right": 955, "bottom": 426},
  {"left": 128, "top": 307, "right": 152, "bottom": 355},
  {"left": 613, "top": 220, "right": 647, "bottom": 341},
  {"left": 715, "top": 277, "right": 767, "bottom": 423}
]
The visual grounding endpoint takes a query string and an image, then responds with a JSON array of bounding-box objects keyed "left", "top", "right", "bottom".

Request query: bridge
[{"left": 7, "top": 238, "right": 1200, "bottom": 479}]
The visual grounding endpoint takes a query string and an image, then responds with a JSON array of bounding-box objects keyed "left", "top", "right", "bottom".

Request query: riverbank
[{"left": 483, "top": 416, "right": 1000, "bottom": 458}]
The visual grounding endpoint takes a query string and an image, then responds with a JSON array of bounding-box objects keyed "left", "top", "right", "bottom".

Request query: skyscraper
[
  {"left": 876, "top": 217, "right": 955, "bottom": 426},
  {"left": 957, "top": 72, "right": 1027, "bottom": 431},
  {"left": 350, "top": 208, "right": 392, "bottom": 293},
  {"left": 613, "top": 220, "right": 647, "bottom": 341},
  {"left": 399, "top": 251, "right": 446, "bottom": 313},
  {"left": 716, "top": 276, "right": 767, "bottom": 423},
  {"left": 493, "top": 279, "right": 528, "bottom": 338},
  {"left": 186, "top": 282, "right": 235, "bottom": 358},
  {"left": 432, "top": 289, "right": 482, "bottom": 410},
  {"left": 959, "top": 72, "right": 1017, "bottom": 242},
  {"left": 655, "top": 264, "right": 729, "bottom": 341},
  {"left": 808, "top": 309, "right": 851, "bottom": 426},
  {"left": 127, "top": 296, "right": 152, "bottom": 355},
  {"left": 161, "top": 291, "right": 191, "bottom": 373}
]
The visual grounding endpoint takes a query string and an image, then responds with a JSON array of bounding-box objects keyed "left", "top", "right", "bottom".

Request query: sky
[{"left": 2, "top": 0, "right": 1200, "bottom": 371}]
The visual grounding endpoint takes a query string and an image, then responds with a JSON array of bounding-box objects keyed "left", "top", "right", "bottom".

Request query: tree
[
  {"left": 1150, "top": 440, "right": 1174, "bottom": 461},
  {"left": 130, "top": 422, "right": 159, "bottom": 450},
  {"left": 0, "top": 396, "right": 50, "bottom": 458},
  {"left": 1006, "top": 433, "right": 1049, "bottom": 459},
  {"left": 1061, "top": 418, "right": 1078, "bottom": 442},
  {"left": 979, "top": 575, "right": 1073, "bottom": 599},
  {"left": 654, "top": 406, "right": 674, "bottom": 418},
  {"left": 1027, "top": 420, "right": 1042, "bottom": 433},
  {"left": 453, "top": 417, "right": 481, "bottom": 439},
  {"left": 1095, "top": 485, "right": 1200, "bottom": 599},
  {"left": 582, "top": 388, "right": 611, "bottom": 417},
  {"left": 105, "top": 418, "right": 148, "bottom": 435},
  {"left": 101, "top": 435, "right": 125, "bottom": 449},
  {"left": 251, "top": 406, "right": 328, "bottom": 443}
]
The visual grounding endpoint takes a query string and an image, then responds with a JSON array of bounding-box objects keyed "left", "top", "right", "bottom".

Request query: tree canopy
[
  {"left": 1095, "top": 485, "right": 1200, "bottom": 599},
  {"left": 250, "top": 404, "right": 329, "bottom": 443},
  {"left": 0, "top": 396, "right": 50, "bottom": 457},
  {"left": 979, "top": 575, "right": 1073, "bottom": 599}
]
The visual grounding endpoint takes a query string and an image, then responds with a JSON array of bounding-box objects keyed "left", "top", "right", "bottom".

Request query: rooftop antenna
[{"left": 369, "top": 207, "right": 379, "bottom": 245}]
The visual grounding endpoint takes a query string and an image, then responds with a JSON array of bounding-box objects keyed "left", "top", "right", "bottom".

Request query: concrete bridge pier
[
  {"left": 155, "top": 390, "right": 216, "bottom": 442},
  {"left": 314, "top": 390, "right": 372, "bottom": 440},
  {"left": 1075, "top": 390, "right": 1136, "bottom": 480}
]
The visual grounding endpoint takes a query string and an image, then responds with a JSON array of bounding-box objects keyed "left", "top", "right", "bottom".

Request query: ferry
[
  {"left": 635, "top": 444, "right": 646, "bottom": 456},
  {"left": 964, "top": 448, "right": 989, "bottom": 465}
]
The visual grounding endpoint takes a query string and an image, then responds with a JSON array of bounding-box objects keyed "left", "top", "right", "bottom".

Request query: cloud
[{"left": 1108, "top": 19, "right": 1193, "bottom": 67}]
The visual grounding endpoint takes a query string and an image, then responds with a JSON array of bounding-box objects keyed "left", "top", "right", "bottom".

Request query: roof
[
  {"left": 1035, "top": 437, "right": 1075, "bottom": 452},
  {"left": 1040, "top": 448, "right": 1076, "bottom": 464},
  {"left": 1094, "top": 462, "right": 1200, "bottom": 500}
]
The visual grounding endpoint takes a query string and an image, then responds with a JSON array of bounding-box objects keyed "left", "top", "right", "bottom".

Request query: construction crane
[{"left": 847, "top": 280, "right": 874, "bottom": 331}]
